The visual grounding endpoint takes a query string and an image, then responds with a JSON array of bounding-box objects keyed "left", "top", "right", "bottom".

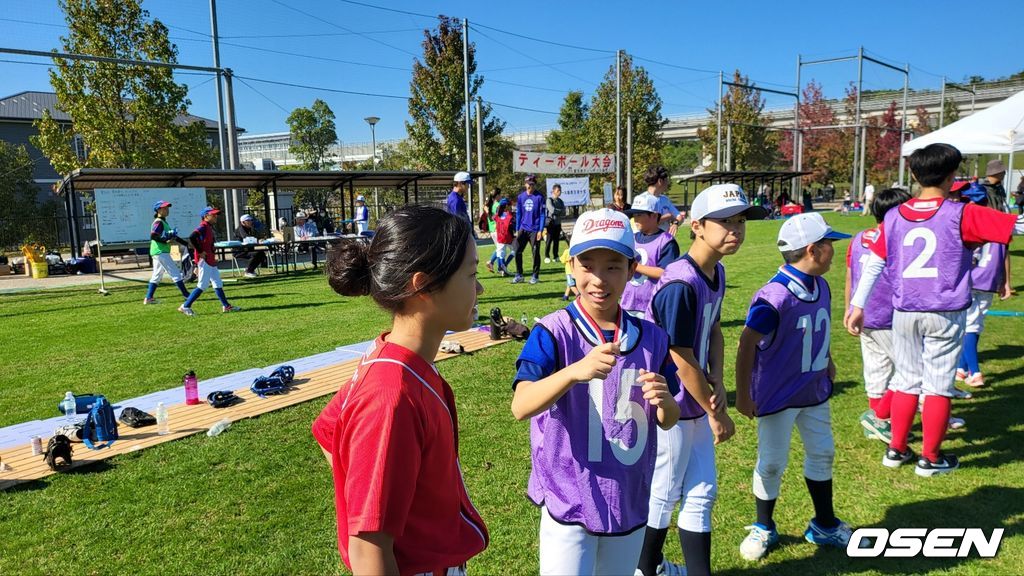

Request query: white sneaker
[
  {"left": 244, "top": 272, "right": 258, "bottom": 278},
  {"left": 955, "top": 368, "right": 968, "bottom": 382},
  {"left": 964, "top": 373, "right": 986, "bottom": 388},
  {"left": 949, "top": 416, "right": 966, "bottom": 430},
  {"left": 740, "top": 523, "right": 779, "bottom": 561},
  {"left": 634, "top": 560, "right": 686, "bottom": 576}
]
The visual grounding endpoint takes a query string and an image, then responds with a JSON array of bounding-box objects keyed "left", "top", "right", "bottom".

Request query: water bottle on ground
[
  {"left": 520, "top": 312, "right": 528, "bottom": 326},
  {"left": 61, "top": 392, "right": 76, "bottom": 422},
  {"left": 184, "top": 371, "right": 200, "bottom": 405},
  {"left": 207, "top": 419, "right": 231, "bottom": 437},
  {"left": 156, "top": 402, "right": 169, "bottom": 435}
]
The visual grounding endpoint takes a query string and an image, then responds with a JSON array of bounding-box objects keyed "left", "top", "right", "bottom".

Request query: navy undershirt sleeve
[
  {"left": 745, "top": 298, "right": 779, "bottom": 335},
  {"left": 651, "top": 282, "right": 699, "bottom": 349},
  {"left": 514, "top": 326, "right": 558, "bottom": 389},
  {"left": 659, "top": 353, "right": 681, "bottom": 396},
  {"left": 657, "top": 239, "right": 680, "bottom": 269}
]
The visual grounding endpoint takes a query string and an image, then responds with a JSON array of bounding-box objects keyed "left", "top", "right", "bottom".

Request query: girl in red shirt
[{"left": 312, "top": 205, "right": 488, "bottom": 575}]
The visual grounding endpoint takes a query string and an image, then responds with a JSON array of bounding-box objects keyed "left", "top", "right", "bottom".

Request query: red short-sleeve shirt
[{"left": 312, "top": 335, "right": 488, "bottom": 575}]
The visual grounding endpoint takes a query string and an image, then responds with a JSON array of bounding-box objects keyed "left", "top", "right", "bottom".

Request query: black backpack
[
  {"left": 82, "top": 396, "right": 118, "bottom": 449},
  {"left": 44, "top": 435, "right": 73, "bottom": 470},
  {"left": 118, "top": 407, "right": 156, "bottom": 428}
]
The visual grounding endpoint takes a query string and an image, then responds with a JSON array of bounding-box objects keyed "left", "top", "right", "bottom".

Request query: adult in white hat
[{"left": 354, "top": 194, "right": 370, "bottom": 235}]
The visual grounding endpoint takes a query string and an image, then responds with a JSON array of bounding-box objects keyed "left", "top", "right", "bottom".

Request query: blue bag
[{"left": 81, "top": 396, "right": 118, "bottom": 450}]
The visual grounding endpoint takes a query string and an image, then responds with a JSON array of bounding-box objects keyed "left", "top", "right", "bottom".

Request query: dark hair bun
[{"left": 326, "top": 240, "right": 371, "bottom": 297}]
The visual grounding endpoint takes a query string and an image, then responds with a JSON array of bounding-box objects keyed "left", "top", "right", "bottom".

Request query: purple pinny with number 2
[{"left": 884, "top": 199, "right": 972, "bottom": 312}]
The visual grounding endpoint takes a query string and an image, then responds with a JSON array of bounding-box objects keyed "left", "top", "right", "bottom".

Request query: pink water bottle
[{"left": 184, "top": 371, "right": 200, "bottom": 405}]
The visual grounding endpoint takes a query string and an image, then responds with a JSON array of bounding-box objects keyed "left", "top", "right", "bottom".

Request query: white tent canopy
[{"left": 902, "top": 89, "right": 1024, "bottom": 156}]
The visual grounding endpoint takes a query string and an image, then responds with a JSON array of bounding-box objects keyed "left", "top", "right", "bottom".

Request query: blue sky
[{"left": 3, "top": 0, "right": 1022, "bottom": 144}]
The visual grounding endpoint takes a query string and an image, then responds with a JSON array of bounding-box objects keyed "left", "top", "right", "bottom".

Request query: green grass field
[{"left": 2, "top": 213, "right": 1024, "bottom": 575}]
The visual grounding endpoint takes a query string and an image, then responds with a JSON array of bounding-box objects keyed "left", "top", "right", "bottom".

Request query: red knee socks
[
  {"left": 888, "top": 391, "right": 919, "bottom": 452},
  {"left": 869, "top": 390, "right": 894, "bottom": 420},
  {"left": 921, "top": 395, "right": 951, "bottom": 462}
]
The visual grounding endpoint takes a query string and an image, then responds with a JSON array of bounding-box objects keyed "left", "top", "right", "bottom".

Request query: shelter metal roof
[{"left": 58, "top": 168, "right": 486, "bottom": 193}]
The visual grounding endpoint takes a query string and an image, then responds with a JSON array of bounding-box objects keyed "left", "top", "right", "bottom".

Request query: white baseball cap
[
  {"left": 777, "top": 212, "right": 851, "bottom": 251},
  {"left": 240, "top": 214, "right": 254, "bottom": 222},
  {"left": 454, "top": 171, "right": 473, "bottom": 183},
  {"left": 356, "top": 195, "right": 365, "bottom": 202},
  {"left": 690, "top": 184, "right": 767, "bottom": 221},
  {"left": 569, "top": 209, "right": 637, "bottom": 260},
  {"left": 625, "top": 193, "right": 660, "bottom": 216}
]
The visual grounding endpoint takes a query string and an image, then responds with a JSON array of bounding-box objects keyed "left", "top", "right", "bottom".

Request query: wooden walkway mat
[{"left": 0, "top": 330, "right": 508, "bottom": 491}]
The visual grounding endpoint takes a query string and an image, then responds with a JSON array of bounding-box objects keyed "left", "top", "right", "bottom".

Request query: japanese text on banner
[{"left": 513, "top": 150, "right": 615, "bottom": 174}]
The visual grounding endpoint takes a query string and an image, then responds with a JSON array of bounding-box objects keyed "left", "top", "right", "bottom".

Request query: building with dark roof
[{"left": 0, "top": 90, "right": 242, "bottom": 204}]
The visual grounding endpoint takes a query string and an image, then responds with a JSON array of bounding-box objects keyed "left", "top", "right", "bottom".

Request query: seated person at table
[
  {"left": 295, "top": 211, "right": 323, "bottom": 254},
  {"left": 234, "top": 214, "right": 268, "bottom": 278}
]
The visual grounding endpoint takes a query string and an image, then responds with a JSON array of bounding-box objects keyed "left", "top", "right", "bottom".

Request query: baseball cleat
[
  {"left": 883, "top": 447, "right": 916, "bottom": 468},
  {"left": 804, "top": 518, "right": 853, "bottom": 548},
  {"left": 739, "top": 523, "right": 778, "bottom": 561},
  {"left": 915, "top": 453, "right": 959, "bottom": 477},
  {"left": 859, "top": 410, "right": 892, "bottom": 444}
]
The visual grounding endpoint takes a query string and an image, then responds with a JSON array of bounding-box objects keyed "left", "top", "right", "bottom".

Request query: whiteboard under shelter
[{"left": 94, "top": 188, "right": 207, "bottom": 244}]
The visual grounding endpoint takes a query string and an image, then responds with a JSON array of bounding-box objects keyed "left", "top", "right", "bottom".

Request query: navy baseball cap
[
  {"left": 200, "top": 206, "right": 222, "bottom": 218},
  {"left": 153, "top": 200, "right": 172, "bottom": 211}
]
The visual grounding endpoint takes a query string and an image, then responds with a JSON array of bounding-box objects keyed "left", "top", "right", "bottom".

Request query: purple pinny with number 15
[{"left": 528, "top": 301, "right": 669, "bottom": 535}]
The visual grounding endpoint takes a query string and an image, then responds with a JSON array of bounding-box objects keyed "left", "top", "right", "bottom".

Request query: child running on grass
[
  {"left": 735, "top": 212, "right": 853, "bottom": 560},
  {"left": 312, "top": 205, "right": 488, "bottom": 576},
  {"left": 179, "top": 207, "right": 240, "bottom": 316},
  {"left": 512, "top": 208, "right": 681, "bottom": 575},
  {"left": 144, "top": 200, "right": 190, "bottom": 305}
]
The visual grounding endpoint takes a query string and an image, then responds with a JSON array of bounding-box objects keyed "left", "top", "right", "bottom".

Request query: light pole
[{"left": 365, "top": 116, "right": 380, "bottom": 218}]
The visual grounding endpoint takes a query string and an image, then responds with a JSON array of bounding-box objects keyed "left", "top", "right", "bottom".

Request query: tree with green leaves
[
  {"left": 286, "top": 99, "right": 338, "bottom": 171},
  {"left": 698, "top": 70, "right": 780, "bottom": 171},
  {"left": 406, "top": 16, "right": 518, "bottom": 196},
  {"left": 661, "top": 141, "right": 702, "bottom": 176},
  {"left": 285, "top": 98, "right": 338, "bottom": 212},
  {"left": 32, "top": 0, "right": 215, "bottom": 177},
  {"left": 547, "top": 91, "right": 589, "bottom": 154},
  {"left": 941, "top": 97, "right": 961, "bottom": 127},
  {"left": 585, "top": 53, "right": 665, "bottom": 191}
]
